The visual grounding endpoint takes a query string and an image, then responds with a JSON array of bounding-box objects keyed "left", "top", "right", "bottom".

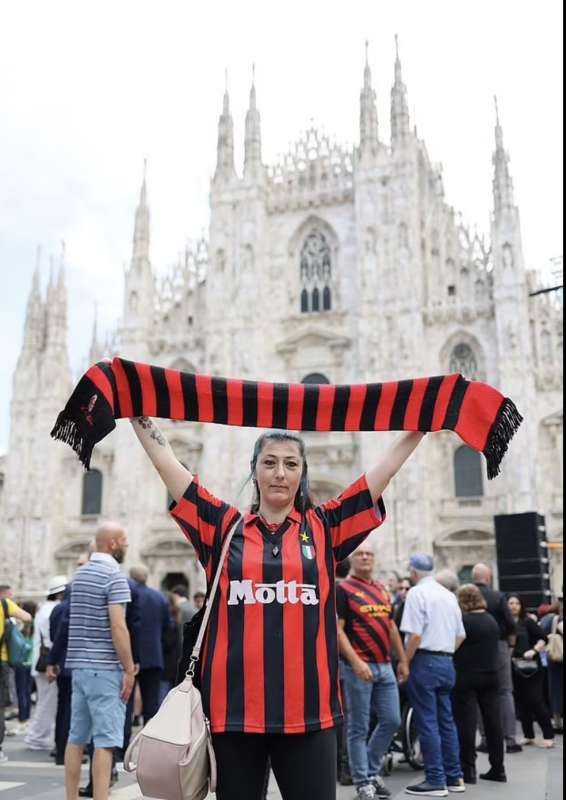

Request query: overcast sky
[{"left": 0, "top": 0, "right": 563, "bottom": 453}]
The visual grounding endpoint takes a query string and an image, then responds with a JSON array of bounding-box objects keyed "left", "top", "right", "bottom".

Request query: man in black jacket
[{"left": 473, "top": 563, "right": 521, "bottom": 753}]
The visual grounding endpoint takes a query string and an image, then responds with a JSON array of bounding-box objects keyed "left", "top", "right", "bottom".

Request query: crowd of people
[
  {"left": 0, "top": 558, "right": 205, "bottom": 796},
  {"left": 335, "top": 559, "right": 562, "bottom": 798},
  {"left": 1, "top": 548, "right": 562, "bottom": 799}
]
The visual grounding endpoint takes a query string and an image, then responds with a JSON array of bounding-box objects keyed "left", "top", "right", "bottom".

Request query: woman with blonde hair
[{"left": 453, "top": 584, "right": 506, "bottom": 784}]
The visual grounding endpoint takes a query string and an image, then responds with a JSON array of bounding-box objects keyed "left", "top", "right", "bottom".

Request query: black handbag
[
  {"left": 512, "top": 656, "right": 539, "bottom": 677},
  {"left": 35, "top": 632, "right": 50, "bottom": 674}
]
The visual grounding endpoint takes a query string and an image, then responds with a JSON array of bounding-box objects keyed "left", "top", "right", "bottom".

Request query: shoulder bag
[
  {"left": 546, "top": 615, "right": 564, "bottom": 663},
  {"left": 124, "top": 514, "right": 241, "bottom": 800},
  {"left": 35, "top": 631, "right": 50, "bottom": 673}
]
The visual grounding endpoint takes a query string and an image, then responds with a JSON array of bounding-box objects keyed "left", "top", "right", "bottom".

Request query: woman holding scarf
[{"left": 131, "top": 416, "right": 425, "bottom": 800}]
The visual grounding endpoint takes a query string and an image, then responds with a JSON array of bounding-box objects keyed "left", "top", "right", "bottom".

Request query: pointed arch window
[
  {"left": 449, "top": 343, "right": 478, "bottom": 381},
  {"left": 82, "top": 470, "right": 103, "bottom": 516},
  {"left": 312, "top": 287, "right": 320, "bottom": 312},
  {"left": 299, "top": 229, "right": 333, "bottom": 314},
  {"left": 454, "top": 446, "right": 484, "bottom": 497}
]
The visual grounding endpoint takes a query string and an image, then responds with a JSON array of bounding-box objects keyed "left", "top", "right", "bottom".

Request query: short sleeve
[
  {"left": 400, "top": 589, "right": 425, "bottom": 636},
  {"left": 6, "top": 599, "right": 19, "bottom": 617},
  {"left": 316, "top": 475, "right": 386, "bottom": 562},
  {"left": 107, "top": 574, "right": 131, "bottom": 606},
  {"left": 336, "top": 584, "right": 349, "bottom": 621},
  {"left": 170, "top": 475, "right": 239, "bottom": 577}
]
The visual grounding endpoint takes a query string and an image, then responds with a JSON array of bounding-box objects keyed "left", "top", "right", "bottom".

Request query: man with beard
[{"left": 63, "top": 523, "right": 135, "bottom": 800}]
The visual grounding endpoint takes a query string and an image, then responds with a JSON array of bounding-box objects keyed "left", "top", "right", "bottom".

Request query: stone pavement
[{"left": 0, "top": 730, "right": 562, "bottom": 799}]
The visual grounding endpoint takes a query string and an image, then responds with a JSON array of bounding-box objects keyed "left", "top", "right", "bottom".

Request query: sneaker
[
  {"left": 356, "top": 785, "right": 377, "bottom": 799},
  {"left": 372, "top": 776, "right": 392, "bottom": 798},
  {"left": 0, "top": 751, "right": 8, "bottom": 765},
  {"left": 447, "top": 778, "right": 466, "bottom": 793},
  {"left": 405, "top": 782, "right": 448, "bottom": 797},
  {"left": 538, "top": 739, "right": 555, "bottom": 749},
  {"left": 518, "top": 737, "right": 535, "bottom": 746},
  {"left": 506, "top": 743, "right": 523, "bottom": 754}
]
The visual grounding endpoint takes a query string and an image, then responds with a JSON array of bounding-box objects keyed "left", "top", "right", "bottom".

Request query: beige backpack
[{"left": 124, "top": 515, "right": 241, "bottom": 800}]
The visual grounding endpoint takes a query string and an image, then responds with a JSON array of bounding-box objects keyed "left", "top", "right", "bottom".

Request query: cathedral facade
[{"left": 0, "top": 45, "right": 563, "bottom": 597}]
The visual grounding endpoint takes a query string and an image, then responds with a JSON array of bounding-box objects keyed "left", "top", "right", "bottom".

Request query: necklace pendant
[{"left": 272, "top": 545, "right": 280, "bottom": 557}]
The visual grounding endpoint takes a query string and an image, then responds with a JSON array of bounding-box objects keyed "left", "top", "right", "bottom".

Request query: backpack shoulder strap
[
  {"left": 0, "top": 598, "right": 10, "bottom": 652},
  {"left": 188, "top": 513, "right": 242, "bottom": 674}
]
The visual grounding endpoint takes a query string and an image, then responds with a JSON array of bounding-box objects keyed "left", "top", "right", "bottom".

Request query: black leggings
[{"left": 212, "top": 729, "right": 337, "bottom": 800}]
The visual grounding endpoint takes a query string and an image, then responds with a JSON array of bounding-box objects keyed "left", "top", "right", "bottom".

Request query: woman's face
[
  {"left": 398, "top": 580, "right": 412, "bottom": 597},
  {"left": 508, "top": 596, "right": 522, "bottom": 617},
  {"left": 255, "top": 439, "right": 303, "bottom": 512}
]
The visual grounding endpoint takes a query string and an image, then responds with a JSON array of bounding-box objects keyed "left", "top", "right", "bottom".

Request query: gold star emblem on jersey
[{"left": 301, "top": 532, "right": 310, "bottom": 543}]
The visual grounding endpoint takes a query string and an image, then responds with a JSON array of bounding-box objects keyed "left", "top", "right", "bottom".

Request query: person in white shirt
[
  {"left": 24, "top": 576, "right": 68, "bottom": 752},
  {"left": 400, "top": 555, "right": 466, "bottom": 798}
]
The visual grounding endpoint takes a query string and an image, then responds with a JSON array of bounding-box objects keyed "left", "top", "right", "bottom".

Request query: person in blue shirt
[{"left": 127, "top": 565, "right": 169, "bottom": 724}]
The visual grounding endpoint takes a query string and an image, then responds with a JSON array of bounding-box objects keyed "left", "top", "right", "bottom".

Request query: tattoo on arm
[
  {"left": 136, "top": 416, "right": 166, "bottom": 447},
  {"left": 150, "top": 429, "right": 167, "bottom": 447}
]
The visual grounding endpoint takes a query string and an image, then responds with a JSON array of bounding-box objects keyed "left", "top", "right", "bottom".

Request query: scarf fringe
[
  {"left": 484, "top": 398, "right": 524, "bottom": 480},
  {"left": 50, "top": 412, "right": 95, "bottom": 470}
]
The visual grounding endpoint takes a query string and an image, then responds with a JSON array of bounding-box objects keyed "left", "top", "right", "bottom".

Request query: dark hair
[
  {"left": 171, "top": 585, "right": 189, "bottom": 599},
  {"left": 335, "top": 558, "right": 351, "bottom": 580},
  {"left": 193, "top": 591, "right": 206, "bottom": 600},
  {"left": 507, "top": 593, "right": 527, "bottom": 619},
  {"left": 247, "top": 431, "right": 315, "bottom": 515}
]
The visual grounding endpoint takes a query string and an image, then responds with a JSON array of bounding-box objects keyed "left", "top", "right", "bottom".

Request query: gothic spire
[
  {"left": 214, "top": 70, "right": 237, "bottom": 183},
  {"left": 45, "top": 245, "right": 68, "bottom": 352},
  {"left": 359, "top": 41, "right": 379, "bottom": 160},
  {"left": 89, "top": 304, "right": 103, "bottom": 363},
  {"left": 22, "top": 246, "right": 44, "bottom": 353},
  {"left": 391, "top": 35, "right": 411, "bottom": 149},
  {"left": 132, "top": 160, "right": 150, "bottom": 269},
  {"left": 244, "top": 64, "right": 263, "bottom": 180},
  {"left": 492, "top": 96, "right": 515, "bottom": 215}
]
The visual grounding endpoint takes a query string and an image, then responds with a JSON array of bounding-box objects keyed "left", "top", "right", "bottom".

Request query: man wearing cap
[
  {"left": 24, "top": 575, "right": 68, "bottom": 752},
  {"left": 401, "top": 555, "right": 466, "bottom": 797}
]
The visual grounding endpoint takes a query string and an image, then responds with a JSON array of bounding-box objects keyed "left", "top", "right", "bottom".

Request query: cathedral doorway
[
  {"left": 140, "top": 536, "right": 200, "bottom": 593},
  {"left": 161, "top": 572, "right": 189, "bottom": 593},
  {"left": 433, "top": 529, "right": 495, "bottom": 580}
]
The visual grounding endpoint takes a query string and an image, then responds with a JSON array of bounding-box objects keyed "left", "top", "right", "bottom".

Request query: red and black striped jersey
[
  {"left": 170, "top": 475, "right": 386, "bottom": 734},
  {"left": 336, "top": 576, "right": 393, "bottom": 664}
]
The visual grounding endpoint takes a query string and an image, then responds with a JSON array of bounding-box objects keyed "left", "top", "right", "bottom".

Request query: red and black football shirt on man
[
  {"left": 170, "top": 475, "right": 386, "bottom": 735},
  {"left": 336, "top": 577, "right": 394, "bottom": 664}
]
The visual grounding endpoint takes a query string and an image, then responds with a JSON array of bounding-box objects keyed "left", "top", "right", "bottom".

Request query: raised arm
[
  {"left": 130, "top": 417, "right": 192, "bottom": 502},
  {"left": 365, "top": 431, "right": 426, "bottom": 503}
]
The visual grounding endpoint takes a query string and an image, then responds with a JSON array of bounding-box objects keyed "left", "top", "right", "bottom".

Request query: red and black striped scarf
[{"left": 51, "top": 357, "right": 522, "bottom": 479}]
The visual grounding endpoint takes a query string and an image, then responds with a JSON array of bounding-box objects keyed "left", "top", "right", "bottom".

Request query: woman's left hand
[{"left": 523, "top": 649, "right": 537, "bottom": 661}]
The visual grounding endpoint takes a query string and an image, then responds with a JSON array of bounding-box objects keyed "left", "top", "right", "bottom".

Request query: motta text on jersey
[{"left": 227, "top": 579, "right": 319, "bottom": 606}]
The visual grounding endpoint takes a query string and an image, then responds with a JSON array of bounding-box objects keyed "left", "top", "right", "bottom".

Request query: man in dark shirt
[{"left": 472, "top": 563, "right": 521, "bottom": 753}]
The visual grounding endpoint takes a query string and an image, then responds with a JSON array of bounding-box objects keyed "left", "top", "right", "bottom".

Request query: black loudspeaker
[{"left": 494, "top": 512, "right": 551, "bottom": 609}]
